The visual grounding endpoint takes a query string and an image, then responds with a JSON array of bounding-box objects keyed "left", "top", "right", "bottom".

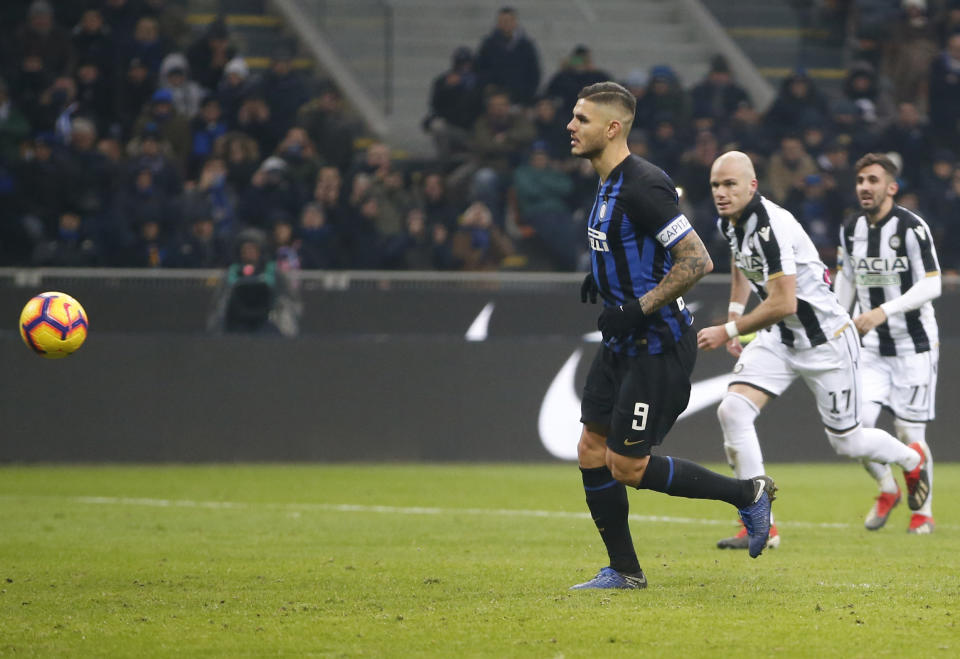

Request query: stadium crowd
[{"left": 3, "top": 0, "right": 960, "bottom": 274}]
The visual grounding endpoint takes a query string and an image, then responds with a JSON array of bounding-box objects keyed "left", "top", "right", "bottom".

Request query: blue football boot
[
  {"left": 570, "top": 566, "right": 647, "bottom": 590},
  {"left": 738, "top": 476, "right": 777, "bottom": 558}
]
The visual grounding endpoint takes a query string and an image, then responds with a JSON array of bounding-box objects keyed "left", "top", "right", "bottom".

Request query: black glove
[
  {"left": 580, "top": 273, "right": 599, "bottom": 303},
  {"left": 598, "top": 300, "right": 647, "bottom": 337}
]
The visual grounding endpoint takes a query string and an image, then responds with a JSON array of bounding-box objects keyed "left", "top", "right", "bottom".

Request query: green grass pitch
[{"left": 1, "top": 463, "right": 957, "bottom": 657}]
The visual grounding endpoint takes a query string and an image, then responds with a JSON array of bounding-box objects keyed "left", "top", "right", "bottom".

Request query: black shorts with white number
[{"left": 580, "top": 329, "right": 696, "bottom": 457}]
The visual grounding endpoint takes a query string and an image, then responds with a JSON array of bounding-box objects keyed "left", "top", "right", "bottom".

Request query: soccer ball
[{"left": 19, "top": 291, "right": 89, "bottom": 359}]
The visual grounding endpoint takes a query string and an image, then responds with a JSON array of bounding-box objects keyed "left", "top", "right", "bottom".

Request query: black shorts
[{"left": 580, "top": 329, "right": 696, "bottom": 457}]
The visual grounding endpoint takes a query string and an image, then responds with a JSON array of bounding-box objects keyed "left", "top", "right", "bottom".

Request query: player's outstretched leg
[{"left": 633, "top": 455, "right": 777, "bottom": 559}]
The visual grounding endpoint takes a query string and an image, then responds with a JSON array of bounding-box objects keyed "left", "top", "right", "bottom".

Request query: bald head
[{"left": 710, "top": 150, "right": 759, "bottom": 220}]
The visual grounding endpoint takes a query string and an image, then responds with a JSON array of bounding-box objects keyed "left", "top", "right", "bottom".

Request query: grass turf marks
[{"left": 1, "top": 463, "right": 958, "bottom": 657}]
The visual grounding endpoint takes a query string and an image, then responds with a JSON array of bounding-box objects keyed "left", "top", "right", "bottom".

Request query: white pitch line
[{"left": 25, "top": 495, "right": 860, "bottom": 529}]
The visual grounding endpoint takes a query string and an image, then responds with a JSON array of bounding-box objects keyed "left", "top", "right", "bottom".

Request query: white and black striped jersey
[
  {"left": 838, "top": 205, "right": 940, "bottom": 356},
  {"left": 719, "top": 194, "right": 849, "bottom": 350}
]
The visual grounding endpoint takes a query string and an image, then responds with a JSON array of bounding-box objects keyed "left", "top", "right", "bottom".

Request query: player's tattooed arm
[{"left": 639, "top": 231, "right": 713, "bottom": 314}]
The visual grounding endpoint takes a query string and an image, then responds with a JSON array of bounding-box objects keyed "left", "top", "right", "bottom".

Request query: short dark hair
[
  {"left": 854, "top": 152, "right": 899, "bottom": 178},
  {"left": 577, "top": 81, "right": 636, "bottom": 118}
]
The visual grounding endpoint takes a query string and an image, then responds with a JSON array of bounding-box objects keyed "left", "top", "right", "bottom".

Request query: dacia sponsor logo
[
  {"left": 735, "top": 252, "right": 765, "bottom": 272},
  {"left": 853, "top": 256, "right": 910, "bottom": 274},
  {"left": 588, "top": 227, "right": 610, "bottom": 252},
  {"left": 656, "top": 215, "right": 691, "bottom": 248}
]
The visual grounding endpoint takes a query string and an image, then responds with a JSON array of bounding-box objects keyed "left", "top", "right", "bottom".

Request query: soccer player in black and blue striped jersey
[{"left": 567, "top": 82, "right": 777, "bottom": 590}]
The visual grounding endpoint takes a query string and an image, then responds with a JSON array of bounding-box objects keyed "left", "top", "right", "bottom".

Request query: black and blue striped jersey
[{"left": 587, "top": 155, "right": 694, "bottom": 355}]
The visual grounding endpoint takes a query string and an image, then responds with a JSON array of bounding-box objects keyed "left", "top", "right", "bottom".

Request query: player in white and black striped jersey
[
  {"left": 697, "top": 151, "right": 931, "bottom": 551},
  {"left": 836, "top": 153, "right": 940, "bottom": 534}
]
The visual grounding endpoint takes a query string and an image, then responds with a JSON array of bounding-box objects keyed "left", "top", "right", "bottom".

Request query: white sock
[
  {"left": 895, "top": 420, "right": 933, "bottom": 517},
  {"left": 717, "top": 392, "right": 763, "bottom": 479},
  {"left": 825, "top": 426, "right": 921, "bottom": 470},
  {"left": 860, "top": 401, "right": 897, "bottom": 494}
]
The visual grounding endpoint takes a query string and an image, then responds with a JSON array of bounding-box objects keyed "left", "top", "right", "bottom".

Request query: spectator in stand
[
  {"left": 270, "top": 213, "right": 302, "bottom": 277},
  {"left": 815, "top": 136, "right": 856, "bottom": 210},
  {"left": 419, "top": 171, "right": 458, "bottom": 230},
  {"left": 0, "top": 79, "right": 30, "bottom": 162},
  {"left": 296, "top": 83, "right": 358, "bottom": 174},
  {"left": 126, "top": 214, "right": 170, "bottom": 267},
  {"left": 186, "top": 19, "right": 235, "bottom": 91},
  {"left": 785, "top": 172, "right": 845, "bottom": 265},
  {"left": 512, "top": 140, "right": 577, "bottom": 271},
  {"left": 71, "top": 8, "right": 115, "bottom": 80},
  {"left": 142, "top": 0, "right": 190, "bottom": 50},
  {"left": 181, "top": 156, "right": 236, "bottom": 240},
  {"left": 189, "top": 96, "right": 227, "bottom": 177},
  {"left": 450, "top": 200, "right": 514, "bottom": 270},
  {"left": 312, "top": 164, "right": 347, "bottom": 227},
  {"left": 126, "top": 123, "right": 182, "bottom": 196},
  {"left": 238, "top": 156, "right": 304, "bottom": 230},
  {"left": 935, "top": 165, "right": 960, "bottom": 271},
  {"left": 172, "top": 214, "right": 226, "bottom": 268},
  {"left": 883, "top": 0, "right": 938, "bottom": 112},
  {"left": 424, "top": 46, "right": 483, "bottom": 167},
  {"left": 530, "top": 95, "right": 570, "bottom": 160},
  {"left": 475, "top": 7, "right": 541, "bottom": 106},
  {"left": 727, "top": 100, "right": 769, "bottom": 160},
  {"left": 32, "top": 209, "right": 99, "bottom": 266},
  {"left": 918, "top": 148, "right": 956, "bottom": 217},
  {"left": 937, "top": 0, "right": 960, "bottom": 44},
  {"left": 64, "top": 117, "right": 114, "bottom": 217},
  {"left": 452, "top": 87, "right": 535, "bottom": 223},
  {"left": 101, "top": 0, "right": 140, "bottom": 40},
  {"left": 340, "top": 181, "right": 385, "bottom": 269},
  {"left": 397, "top": 207, "right": 456, "bottom": 270},
  {"left": 690, "top": 54, "right": 751, "bottom": 135},
  {"left": 116, "top": 164, "right": 177, "bottom": 242},
  {"left": 122, "top": 16, "right": 168, "bottom": 75},
  {"left": 545, "top": 45, "right": 611, "bottom": 115},
  {"left": 217, "top": 131, "right": 260, "bottom": 194},
  {"left": 257, "top": 46, "right": 308, "bottom": 131},
  {"left": 928, "top": 30, "right": 960, "bottom": 153},
  {"left": 882, "top": 101, "right": 931, "bottom": 188},
  {"left": 159, "top": 52, "right": 206, "bottom": 120},
  {"left": 647, "top": 113, "right": 684, "bottom": 174},
  {"left": 12, "top": 1, "right": 75, "bottom": 81},
  {"left": 675, "top": 130, "right": 721, "bottom": 228},
  {"left": 236, "top": 93, "right": 282, "bottom": 158},
  {"left": 622, "top": 69, "right": 653, "bottom": 133},
  {"left": 829, "top": 97, "right": 876, "bottom": 156},
  {"left": 217, "top": 56, "right": 252, "bottom": 128},
  {"left": 14, "top": 133, "right": 71, "bottom": 242},
  {"left": 35, "top": 76, "right": 77, "bottom": 137},
  {"left": 297, "top": 201, "right": 341, "bottom": 269},
  {"left": 274, "top": 126, "right": 321, "bottom": 192},
  {"left": 765, "top": 132, "right": 818, "bottom": 204},
  {"left": 134, "top": 88, "right": 191, "bottom": 170},
  {"left": 646, "top": 65, "right": 690, "bottom": 131},
  {"left": 841, "top": 60, "right": 894, "bottom": 129},
  {"left": 74, "top": 58, "right": 114, "bottom": 137},
  {"left": 117, "top": 57, "right": 156, "bottom": 138},
  {"left": 763, "top": 70, "right": 830, "bottom": 143}
]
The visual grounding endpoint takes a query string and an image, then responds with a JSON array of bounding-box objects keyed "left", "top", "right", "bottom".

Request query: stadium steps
[
  {"left": 186, "top": 0, "right": 323, "bottom": 73},
  {"left": 319, "top": 0, "right": 716, "bottom": 155},
  {"left": 699, "top": 0, "right": 846, "bottom": 97}
]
